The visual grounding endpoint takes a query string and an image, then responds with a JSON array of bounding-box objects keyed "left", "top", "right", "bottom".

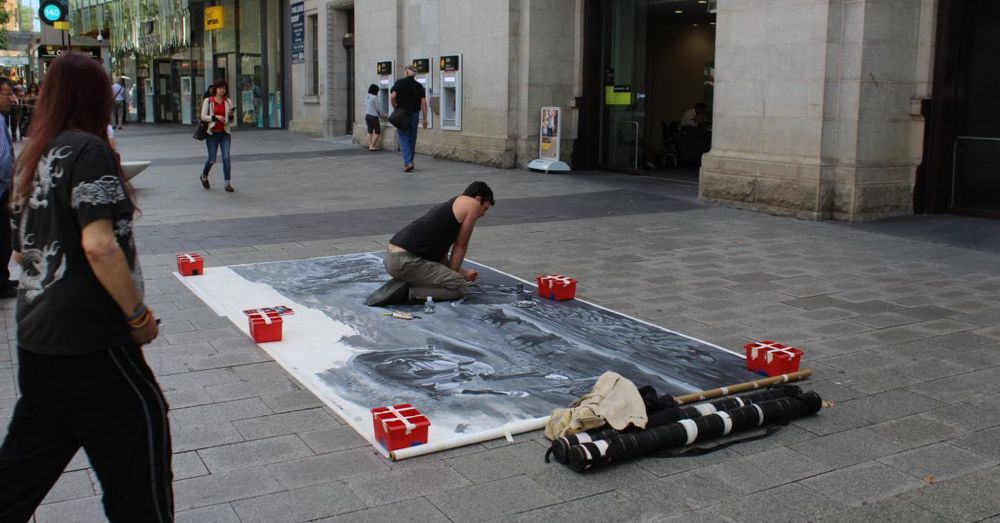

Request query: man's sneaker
[
  {"left": 403, "top": 164, "right": 414, "bottom": 172},
  {"left": 366, "top": 279, "right": 409, "bottom": 307}
]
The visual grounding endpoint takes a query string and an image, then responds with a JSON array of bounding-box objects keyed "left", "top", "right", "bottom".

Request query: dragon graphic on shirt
[
  {"left": 26, "top": 146, "right": 72, "bottom": 209},
  {"left": 71, "top": 175, "right": 126, "bottom": 208},
  {"left": 19, "top": 234, "right": 66, "bottom": 302}
]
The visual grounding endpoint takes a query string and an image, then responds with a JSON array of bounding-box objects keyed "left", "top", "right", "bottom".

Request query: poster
[
  {"left": 290, "top": 2, "right": 305, "bottom": 64},
  {"left": 539, "top": 107, "right": 561, "bottom": 161}
]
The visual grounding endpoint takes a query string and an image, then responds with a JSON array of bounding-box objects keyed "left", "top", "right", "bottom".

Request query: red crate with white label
[
  {"left": 371, "top": 403, "right": 430, "bottom": 451},
  {"left": 744, "top": 340, "right": 804, "bottom": 376},
  {"left": 248, "top": 309, "right": 283, "bottom": 343},
  {"left": 536, "top": 274, "right": 577, "bottom": 301},
  {"left": 176, "top": 253, "right": 204, "bottom": 276}
]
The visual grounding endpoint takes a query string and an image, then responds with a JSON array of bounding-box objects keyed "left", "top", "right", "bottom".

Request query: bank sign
[
  {"left": 205, "top": 6, "right": 224, "bottom": 31},
  {"left": 291, "top": 2, "right": 305, "bottom": 64}
]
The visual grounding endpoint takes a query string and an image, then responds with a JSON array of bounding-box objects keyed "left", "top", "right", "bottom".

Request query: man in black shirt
[
  {"left": 390, "top": 65, "right": 428, "bottom": 172},
  {"left": 367, "top": 181, "right": 494, "bottom": 306}
]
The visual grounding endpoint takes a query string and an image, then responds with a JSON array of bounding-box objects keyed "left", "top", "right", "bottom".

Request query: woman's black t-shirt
[{"left": 11, "top": 131, "right": 141, "bottom": 354}]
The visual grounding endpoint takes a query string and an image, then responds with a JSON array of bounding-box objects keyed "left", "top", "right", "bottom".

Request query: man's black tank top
[{"left": 390, "top": 197, "right": 461, "bottom": 262}]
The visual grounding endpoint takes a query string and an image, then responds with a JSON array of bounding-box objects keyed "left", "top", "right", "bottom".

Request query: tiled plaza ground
[{"left": 5, "top": 125, "right": 1000, "bottom": 522}]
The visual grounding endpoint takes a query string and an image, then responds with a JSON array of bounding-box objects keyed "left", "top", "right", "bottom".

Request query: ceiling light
[
  {"left": 674, "top": 9, "right": 683, "bottom": 13},
  {"left": 710, "top": 21, "right": 716, "bottom": 25},
  {"left": 698, "top": 0, "right": 707, "bottom": 3},
  {"left": 692, "top": 24, "right": 699, "bottom": 27}
]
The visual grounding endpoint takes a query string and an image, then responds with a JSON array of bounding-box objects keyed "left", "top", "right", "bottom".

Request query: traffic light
[{"left": 38, "top": 0, "right": 68, "bottom": 27}]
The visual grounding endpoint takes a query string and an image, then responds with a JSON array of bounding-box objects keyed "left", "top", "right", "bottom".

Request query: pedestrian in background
[
  {"left": 112, "top": 76, "right": 127, "bottom": 130},
  {"left": 20, "top": 83, "right": 38, "bottom": 138},
  {"left": 200, "top": 78, "right": 236, "bottom": 192},
  {"left": 0, "top": 52, "right": 172, "bottom": 522},
  {"left": 8, "top": 85, "right": 22, "bottom": 142},
  {"left": 365, "top": 83, "right": 385, "bottom": 151},
  {"left": 0, "top": 78, "right": 18, "bottom": 299},
  {"left": 390, "top": 65, "right": 428, "bottom": 172}
]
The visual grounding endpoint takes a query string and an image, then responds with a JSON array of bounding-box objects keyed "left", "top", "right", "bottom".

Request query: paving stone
[
  {"left": 800, "top": 461, "right": 925, "bottom": 507},
  {"left": 232, "top": 408, "right": 339, "bottom": 440},
  {"left": 789, "top": 427, "right": 905, "bottom": 468},
  {"left": 174, "top": 451, "right": 210, "bottom": 480},
  {"left": 952, "top": 425, "right": 1000, "bottom": 459},
  {"left": 426, "top": 475, "right": 561, "bottom": 523},
  {"left": 176, "top": 504, "right": 242, "bottom": 523},
  {"left": 708, "top": 482, "right": 845, "bottom": 522},
  {"left": 267, "top": 448, "right": 390, "bottom": 489},
  {"left": 930, "top": 331, "right": 998, "bottom": 351},
  {"left": 445, "top": 441, "right": 550, "bottom": 484},
  {"left": 299, "top": 425, "right": 371, "bottom": 454},
  {"left": 33, "top": 495, "right": 106, "bottom": 523},
  {"left": 816, "top": 497, "right": 949, "bottom": 523},
  {"left": 205, "top": 377, "right": 299, "bottom": 402},
  {"left": 231, "top": 483, "right": 366, "bottom": 523},
  {"left": 525, "top": 461, "right": 659, "bottom": 502},
  {"left": 346, "top": 464, "right": 471, "bottom": 506},
  {"left": 923, "top": 393, "right": 1000, "bottom": 432},
  {"left": 506, "top": 490, "right": 657, "bottom": 523},
  {"left": 173, "top": 467, "right": 285, "bottom": 511},
  {"left": 836, "top": 368, "right": 923, "bottom": 394},
  {"left": 901, "top": 468, "right": 1000, "bottom": 521},
  {"left": 40, "top": 470, "right": 95, "bottom": 504},
  {"left": 866, "top": 414, "right": 965, "bottom": 449},
  {"left": 314, "top": 497, "right": 451, "bottom": 523},
  {"left": 197, "top": 434, "right": 313, "bottom": 473},
  {"left": 698, "top": 447, "right": 833, "bottom": 494},
  {"left": 894, "top": 357, "right": 974, "bottom": 381},
  {"left": 259, "top": 389, "right": 325, "bottom": 413},
  {"left": 879, "top": 442, "right": 997, "bottom": 482}
]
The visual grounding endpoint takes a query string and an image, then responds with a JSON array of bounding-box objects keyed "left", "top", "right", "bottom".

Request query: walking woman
[
  {"left": 200, "top": 78, "right": 236, "bottom": 192},
  {"left": 0, "top": 53, "right": 173, "bottom": 522},
  {"left": 365, "top": 83, "right": 385, "bottom": 151}
]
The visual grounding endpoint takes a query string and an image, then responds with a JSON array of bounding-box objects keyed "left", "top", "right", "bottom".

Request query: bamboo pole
[{"left": 673, "top": 369, "right": 813, "bottom": 405}]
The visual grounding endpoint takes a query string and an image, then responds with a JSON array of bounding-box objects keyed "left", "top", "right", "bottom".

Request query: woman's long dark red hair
[{"left": 14, "top": 53, "right": 123, "bottom": 205}]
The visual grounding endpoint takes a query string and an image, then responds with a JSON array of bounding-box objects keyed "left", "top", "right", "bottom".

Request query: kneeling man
[{"left": 367, "top": 181, "right": 494, "bottom": 306}]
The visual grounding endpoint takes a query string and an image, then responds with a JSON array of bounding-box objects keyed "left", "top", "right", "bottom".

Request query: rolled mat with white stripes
[
  {"left": 565, "top": 391, "right": 823, "bottom": 472},
  {"left": 547, "top": 386, "right": 803, "bottom": 465}
]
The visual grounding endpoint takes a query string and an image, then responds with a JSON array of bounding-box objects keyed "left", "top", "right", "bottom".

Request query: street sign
[
  {"left": 205, "top": 6, "right": 224, "bottom": 30},
  {"left": 38, "top": 0, "right": 68, "bottom": 27}
]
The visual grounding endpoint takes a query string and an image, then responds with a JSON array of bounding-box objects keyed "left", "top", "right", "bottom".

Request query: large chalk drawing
[{"left": 177, "top": 252, "right": 759, "bottom": 458}]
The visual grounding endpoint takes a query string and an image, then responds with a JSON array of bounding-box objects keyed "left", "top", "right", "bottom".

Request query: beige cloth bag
[{"left": 544, "top": 371, "right": 647, "bottom": 440}]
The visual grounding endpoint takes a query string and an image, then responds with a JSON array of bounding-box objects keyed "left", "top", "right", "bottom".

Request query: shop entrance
[
  {"left": 579, "top": 0, "right": 716, "bottom": 181},
  {"left": 921, "top": 0, "right": 1000, "bottom": 218}
]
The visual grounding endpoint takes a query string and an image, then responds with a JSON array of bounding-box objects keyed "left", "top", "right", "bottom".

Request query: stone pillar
[{"left": 700, "top": 0, "right": 928, "bottom": 221}]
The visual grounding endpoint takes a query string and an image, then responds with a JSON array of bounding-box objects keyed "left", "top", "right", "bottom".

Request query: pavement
[{"left": 5, "top": 124, "right": 1000, "bottom": 522}]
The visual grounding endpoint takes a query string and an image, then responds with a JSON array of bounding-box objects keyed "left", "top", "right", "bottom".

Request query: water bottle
[{"left": 424, "top": 296, "right": 435, "bottom": 314}]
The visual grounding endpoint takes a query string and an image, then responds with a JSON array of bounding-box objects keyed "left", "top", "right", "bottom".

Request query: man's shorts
[{"left": 365, "top": 115, "right": 381, "bottom": 134}]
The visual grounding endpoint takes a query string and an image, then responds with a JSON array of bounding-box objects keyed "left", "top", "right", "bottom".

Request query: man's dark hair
[
  {"left": 463, "top": 181, "right": 495, "bottom": 205},
  {"left": 0, "top": 77, "right": 13, "bottom": 92},
  {"left": 368, "top": 83, "right": 380, "bottom": 95},
  {"left": 695, "top": 102, "right": 707, "bottom": 111}
]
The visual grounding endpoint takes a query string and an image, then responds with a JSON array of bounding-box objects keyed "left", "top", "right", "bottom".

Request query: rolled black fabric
[
  {"left": 566, "top": 391, "right": 822, "bottom": 472},
  {"left": 546, "top": 385, "right": 803, "bottom": 464}
]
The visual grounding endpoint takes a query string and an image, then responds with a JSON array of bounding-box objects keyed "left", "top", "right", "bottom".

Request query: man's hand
[
  {"left": 461, "top": 268, "right": 479, "bottom": 281},
  {"left": 422, "top": 118, "right": 429, "bottom": 129},
  {"left": 130, "top": 306, "right": 159, "bottom": 346}
]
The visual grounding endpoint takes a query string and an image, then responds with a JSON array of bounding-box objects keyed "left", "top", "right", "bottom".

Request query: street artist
[{"left": 367, "top": 181, "right": 494, "bottom": 306}]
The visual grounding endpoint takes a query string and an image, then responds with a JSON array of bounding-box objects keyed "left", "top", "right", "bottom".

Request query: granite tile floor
[{"left": 5, "top": 126, "right": 999, "bottom": 522}]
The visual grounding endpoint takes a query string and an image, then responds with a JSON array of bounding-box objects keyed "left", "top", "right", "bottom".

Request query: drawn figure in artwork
[
  {"left": 0, "top": 52, "right": 171, "bottom": 522},
  {"left": 366, "top": 181, "right": 495, "bottom": 307}
]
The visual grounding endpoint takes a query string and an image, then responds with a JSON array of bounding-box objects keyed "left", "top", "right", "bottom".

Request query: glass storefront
[{"left": 78, "top": 0, "right": 284, "bottom": 129}]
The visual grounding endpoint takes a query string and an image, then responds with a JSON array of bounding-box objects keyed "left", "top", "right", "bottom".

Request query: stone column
[{"left": 700, "top": 0, "right": 928, "bottom": 221}]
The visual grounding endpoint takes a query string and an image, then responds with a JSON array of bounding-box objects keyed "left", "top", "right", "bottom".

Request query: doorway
[
  {"left": 579, "top": 0, "right": 716, "bottom": 181},
  {"left": 920, "top": 0, "right": 1000, "bottom": 217}
]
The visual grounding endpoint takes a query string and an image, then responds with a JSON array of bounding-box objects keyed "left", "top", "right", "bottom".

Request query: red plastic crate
[
  {"left": 248, "top": 309, "right": 283, "bottom": 343},
  {"left": 744, "top": 340, "right": 803, "bottom": 376},
  {"left": 536, "top": 274, "right": 577, "bottom": 301},
  {"left": 176, "top": 253, "right": 204, "bottom": 276},
  {"left": 371, "top": 404, "right": 430, "bottom": 451}
]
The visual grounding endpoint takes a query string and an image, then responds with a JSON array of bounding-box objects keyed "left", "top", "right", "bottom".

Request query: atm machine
[
  {"left": 411, "top": 58, "right": 432, "bottom": 129},
  {"left": 439, "top": 54, "right": 462, "bottom": 131},
  {"left": 376, "top": 60, "right": 394, "bottom": 118}
]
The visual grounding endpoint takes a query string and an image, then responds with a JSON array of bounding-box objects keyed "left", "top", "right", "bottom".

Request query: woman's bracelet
[
  {"left": 126, "top": 304, "right": 147, "bottom": 322},
  {"left": 128, "top": 309, "right": 152, "bottom": 329}
]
